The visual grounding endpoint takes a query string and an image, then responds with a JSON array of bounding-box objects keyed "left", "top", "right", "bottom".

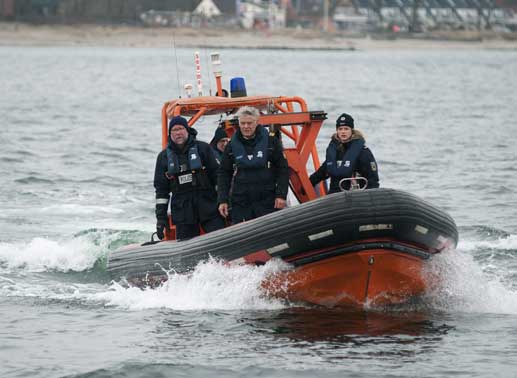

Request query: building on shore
[
  {"left": 237, "top": 0, "right": 287, "bottom": 29},
  {"left": 1, "top": 0, "right": 516, "bottom": 32},
  {"left": 0, "top": 0, "right": 236, "bottom": 23}
]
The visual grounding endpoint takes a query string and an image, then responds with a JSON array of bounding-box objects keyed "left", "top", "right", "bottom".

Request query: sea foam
[
  {"left": 0, "top": 236, "right": 103, "bottom": 273},
  {"left": 93, "top": 258, "right": 289, "bottom": 311},
  {"left": 458, "top": 233, "right": 517, "bottom": 252},
  {"left": 424, "top": 236, "right": 517, "bottom": 314}
]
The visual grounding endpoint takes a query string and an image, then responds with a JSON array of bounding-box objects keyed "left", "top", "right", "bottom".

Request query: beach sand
[{"left": 1, "top": 22, "right": 517, "bottom": 50}]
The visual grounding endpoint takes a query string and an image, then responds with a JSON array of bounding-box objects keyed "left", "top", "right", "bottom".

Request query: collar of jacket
[{"left": 236, "top": 125, "right": 266, "bottom": 146}]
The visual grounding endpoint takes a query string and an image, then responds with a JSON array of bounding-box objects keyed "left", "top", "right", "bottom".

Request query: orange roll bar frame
[{"left": 160, "top": 95, "right": 327, "bottom": 239}]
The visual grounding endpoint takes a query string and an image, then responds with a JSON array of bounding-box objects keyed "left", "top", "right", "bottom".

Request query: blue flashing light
[{"left": 230, "top": 77, "right": 247, "bottom": 98}]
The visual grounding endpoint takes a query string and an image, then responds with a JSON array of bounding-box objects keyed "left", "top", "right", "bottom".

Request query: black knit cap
[
  {"left": 169, "top": 116, "right": 197, "bottom": 136},
  {"left": 210, "top": 127, "right": 229, "bottom": 146},
  {"left": 336, "top": 113, "right": 354, "bottom": 129}
]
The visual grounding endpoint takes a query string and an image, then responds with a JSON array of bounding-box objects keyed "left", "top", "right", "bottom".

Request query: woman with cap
[{"left": 310, "top": 113, "right": 379, "bottom": 194}]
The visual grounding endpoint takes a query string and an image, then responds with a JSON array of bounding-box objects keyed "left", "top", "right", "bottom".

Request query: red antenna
[{"left": 194, "top": 51, "right": 203, "bottom": 96}]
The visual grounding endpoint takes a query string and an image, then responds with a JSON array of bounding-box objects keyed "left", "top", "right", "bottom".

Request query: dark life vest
[
  {"left": 231, "top": 127, "right": 269, "bottom": 168},
  {"left": 325, "top": 138, "right": 365, "bottom": 177},
  {"left": 165, "top": 142, "right": 212, "bottom": 193},
  {"left": 166, "top": 144, "right": 202, "bottom": 176}
]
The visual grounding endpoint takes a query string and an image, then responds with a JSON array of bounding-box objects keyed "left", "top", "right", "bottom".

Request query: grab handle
[{"left": 338, "top": 177, "right": 368, "bottom": 192}]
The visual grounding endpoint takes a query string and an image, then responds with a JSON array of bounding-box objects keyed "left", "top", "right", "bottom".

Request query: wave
[
  {"left": 14, "top": 176, "right": 54, "bottom": 184},
  {"left": 0, "top": 203, "right": 133, "bottom": 219},
  {"left": 459, "top": 235, "right": 517, "bottom": 252},
  {"left": 0, "top": 228, "right": 147, "bottom": 274},
  {"left": 0, "top": 156, "right": 23, "bottom": 163},
  {"left": 376, "top": 159, "right": 409, "bottom": 167},
  {"left": 1, "top": 257, "right": 289, "bottom": 312},
  {"left": 36, "top": 204, "right": 125, "bottom": 216},
  {"left": 458, "top": 225, "right": 511, "bottom": 241},
  {"left": 350, "top": 103, "right": 382, "bottom": 110},
  {"left": 0, "top": 236, "right": 104, "bottom": 273},
  {"left": 0, "top": 229, "right": 286, "bottom": 311},
  {"left": 457, "top": 225, "right": 516, "bottom": 251},
  {"left": 92, "top": 258, "right": 289, "bottom": 311},
  {"left": 422, "top": 239, "right": 517, "bottom": 314},
  {"left": 0, "top": 229, "right": 144, "bottom": 304},
  {"left": 66, "top": 362, "right": 332, "bottom": 378}
]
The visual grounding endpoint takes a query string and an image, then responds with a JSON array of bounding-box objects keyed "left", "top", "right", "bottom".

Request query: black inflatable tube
[{"left": 107, "top": 188, "right": 458, "bottom": 281}]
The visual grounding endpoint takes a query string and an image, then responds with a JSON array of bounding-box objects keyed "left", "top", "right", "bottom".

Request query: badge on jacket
[
  {"left": 179, "top": 173, "right": 193, "bottom": 184},
  {"left": 370, "top": 162, "right": 377, "bottom": 171}
]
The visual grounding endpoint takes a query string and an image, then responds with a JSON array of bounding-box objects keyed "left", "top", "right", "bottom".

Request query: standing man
[
  {"left": 310, "top": 113, "right": 379, "bottom": 193},
  {"left": 217, "top": 106, "right": 289, "bottom": 224},
  {"left": 154, "top": 116, "right": 225, "bottom": 240}
]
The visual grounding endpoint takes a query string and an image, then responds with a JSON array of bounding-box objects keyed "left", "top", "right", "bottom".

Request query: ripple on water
[
  {"left": 458, "top": 225, "right": 511, "bottom": 241},
  {"left": 14, "top": 176, "right": 54, "bottom": 184},
  {"left": 0, "top": 157, "right": 23, "bottom": 163}
]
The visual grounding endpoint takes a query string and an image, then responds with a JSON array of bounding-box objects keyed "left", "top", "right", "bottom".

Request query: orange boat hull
[{"left": 264, "top": 249, "right": 427, "bottom": 308}]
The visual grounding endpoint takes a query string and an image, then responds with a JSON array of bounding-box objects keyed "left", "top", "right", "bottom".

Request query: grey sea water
[{"left": 1, "top": 46, "right": 517, "bottom": 378}]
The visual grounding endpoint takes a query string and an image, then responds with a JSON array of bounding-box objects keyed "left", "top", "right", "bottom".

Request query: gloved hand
[
  {"left": 156, "top": 219, "right": 169, "bottom": 240},
  {"left": 155, "top": 201, "right": 169, "bottom": 240}
]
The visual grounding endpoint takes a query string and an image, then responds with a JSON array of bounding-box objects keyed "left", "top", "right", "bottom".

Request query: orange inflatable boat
[{"left": 107, "top": 91, "right": 458, "bottom": 308}]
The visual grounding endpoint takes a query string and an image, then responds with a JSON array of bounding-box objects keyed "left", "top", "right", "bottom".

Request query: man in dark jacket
[
  {"left": 217, "top": 106, "right": 289, "bottom": 224},
  {"left": 154, "top": 116, "right": 225, "bottom": 240},
  {"left": 310, "top": 113, "right": 379, "bottom": 193}
]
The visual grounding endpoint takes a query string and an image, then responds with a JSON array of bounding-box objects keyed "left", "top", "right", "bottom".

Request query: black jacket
[
  {"left": 154, "top": 135, "right": 220, "bottom": 224},
  {"left": 217, "top": 126, "right": 289, "bottom": 205},
  {"left": 310, "top": 130, "right": 379, "bottom": 193}
]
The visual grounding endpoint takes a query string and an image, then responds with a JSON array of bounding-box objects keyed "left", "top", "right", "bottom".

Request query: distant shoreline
[{"left": 1, "top": 22, "right": 517, "bottom": 50}]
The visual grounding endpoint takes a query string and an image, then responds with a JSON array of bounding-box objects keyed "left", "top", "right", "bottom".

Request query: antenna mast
[{"left": 172, "top": 31, "right": 181, "bottom": 98}]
